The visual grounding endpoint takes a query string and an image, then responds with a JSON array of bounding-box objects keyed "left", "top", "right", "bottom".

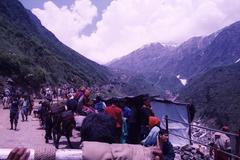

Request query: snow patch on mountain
[
  {"left": 177, "top": 75, "right": 187, "bottom": 86},
  {"left": 235, "top": 58, "right": 240, "bottom": 63}
]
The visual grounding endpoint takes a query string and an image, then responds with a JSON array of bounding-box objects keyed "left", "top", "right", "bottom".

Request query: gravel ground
[{"left": 0, "top": 100, "right": 81, "bottom": 150}]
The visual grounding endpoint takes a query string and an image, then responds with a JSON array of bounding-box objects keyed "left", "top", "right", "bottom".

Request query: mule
[{"left": 52, "top": 110, "right": 76, "bottom": 149}]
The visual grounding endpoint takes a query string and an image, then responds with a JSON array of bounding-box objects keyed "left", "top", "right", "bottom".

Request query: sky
[{"left": 19, "top": 0, "right": 240, "bottom": 64}]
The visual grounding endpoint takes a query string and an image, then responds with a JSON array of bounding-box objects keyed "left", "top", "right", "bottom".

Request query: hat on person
[{"left": 149, "top": 116, "right": 160, "bottom": 128}]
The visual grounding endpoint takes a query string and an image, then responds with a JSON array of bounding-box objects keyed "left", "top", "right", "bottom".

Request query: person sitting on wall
[
  {"left": 141, "top": 116, "right": 161, "bottom": 146},
  {"left": 158, "top": 129, "right": 175, "bottom": 160},
  {"left": 209, "top": 125, "right": 231, "bottom": 160}
]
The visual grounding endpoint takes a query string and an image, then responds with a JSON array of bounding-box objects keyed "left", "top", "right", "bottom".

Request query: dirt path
[{"left": 0, "top": 100, "right": 80, "bottom": 150}]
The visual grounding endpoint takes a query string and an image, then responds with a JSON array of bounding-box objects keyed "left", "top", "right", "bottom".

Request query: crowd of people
[
  {"left": 2, "top": 85, "right": 236, "bottom": 160},
  {"left": 2, "top": 85, "right": 176, "bottom": 160}
]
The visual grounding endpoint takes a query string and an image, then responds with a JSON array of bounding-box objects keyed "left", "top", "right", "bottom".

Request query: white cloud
[
  {"left": 32, "top": 0, "right": 97, "bottom": 46},
  {"left": 32, "top": 0, "right": 240, "bottom": 64}
]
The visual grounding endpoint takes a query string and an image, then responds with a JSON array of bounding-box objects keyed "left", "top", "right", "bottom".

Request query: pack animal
[{"left": 51, "top": 103, "right": 76, "bottom": 149}]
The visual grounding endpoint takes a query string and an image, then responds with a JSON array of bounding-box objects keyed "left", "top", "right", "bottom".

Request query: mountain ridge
[
  {"left": 108, "top": 20, "right": 240, "bottom": 91},
  {"left": 0, "top": 0, "right": 111, "bottom": 90}
]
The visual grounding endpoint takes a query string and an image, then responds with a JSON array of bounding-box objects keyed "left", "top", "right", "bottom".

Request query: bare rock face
[
  {"left": 174, "top": 144, "right": 212, "bottom": 160},
  {"left": 174, "top": 121, "right": 218, "bottom": 160}
]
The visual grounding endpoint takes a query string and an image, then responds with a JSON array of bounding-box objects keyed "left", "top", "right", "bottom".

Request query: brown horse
[{"left": 51, "top": 103, "right": 76, "bottom": 149}]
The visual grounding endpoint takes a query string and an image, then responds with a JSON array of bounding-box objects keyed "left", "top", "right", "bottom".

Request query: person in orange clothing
[{"left": 104, "top": 99, "right": 123, "bottom": 143}]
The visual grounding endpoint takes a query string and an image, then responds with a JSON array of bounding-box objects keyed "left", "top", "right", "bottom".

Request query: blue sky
[
  {"left": 20, "top": 0, "right": 74, "bottom": 9},
  {"left": 19, "top": 0, "right": 111, "bottom": 10},
  {"left": 18, "top": 0, "right": 240, "bottom": 64}
]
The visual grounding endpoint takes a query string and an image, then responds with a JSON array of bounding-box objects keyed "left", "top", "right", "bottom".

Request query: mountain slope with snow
[{"left": 109, "top": 21, "right": 240, "bottom": 96}]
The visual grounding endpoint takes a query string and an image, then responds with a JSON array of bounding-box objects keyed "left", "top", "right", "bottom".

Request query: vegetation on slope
[{"left": 179, "top": 63, "right": 240, "bottom": 130}]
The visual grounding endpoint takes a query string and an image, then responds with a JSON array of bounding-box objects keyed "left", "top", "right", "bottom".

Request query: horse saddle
[
  {"left": 50, "top": 103, "right": 66, "bottom": 114},
  {"left": 61, "top": 111, "right": 74, "bottom": 121}
]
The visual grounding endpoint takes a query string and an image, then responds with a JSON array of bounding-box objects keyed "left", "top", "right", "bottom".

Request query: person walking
[
  {"left": 28, "top": 96, "right": 34, "bottom": 115},
  {"left": 41, "top": 100, "right": 53, "bottom": 143},
  {"left": 21, "top": 96, "right": 29, "bottom": 121},
  {"left": 3, "top": 95, "right": 10, "bottom": 109},
  {"left": 9, "top": 96, "right": 20, "bottom": 130}
]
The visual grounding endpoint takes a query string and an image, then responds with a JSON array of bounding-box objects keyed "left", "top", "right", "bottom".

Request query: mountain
[
  {"left": 108, "top": 42, "right": 174, "bottom": 74},
  {"left": 178, "top": 63, "right": 240, "bottom": 130},
  {"left": 0, "top": 0, "right": 111, "bottom": 90},
  {"left": 161, "top": 34, "right": 217, "bottom": 78},
  {"left": 163, "top": 21, "right": 240, "bottom": 79},
  {"left": 109, "top": 21, "right": 240, "bottom": 95},
  {"left": 108, "top": 43, "right": 183, "bottom": 95}
]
